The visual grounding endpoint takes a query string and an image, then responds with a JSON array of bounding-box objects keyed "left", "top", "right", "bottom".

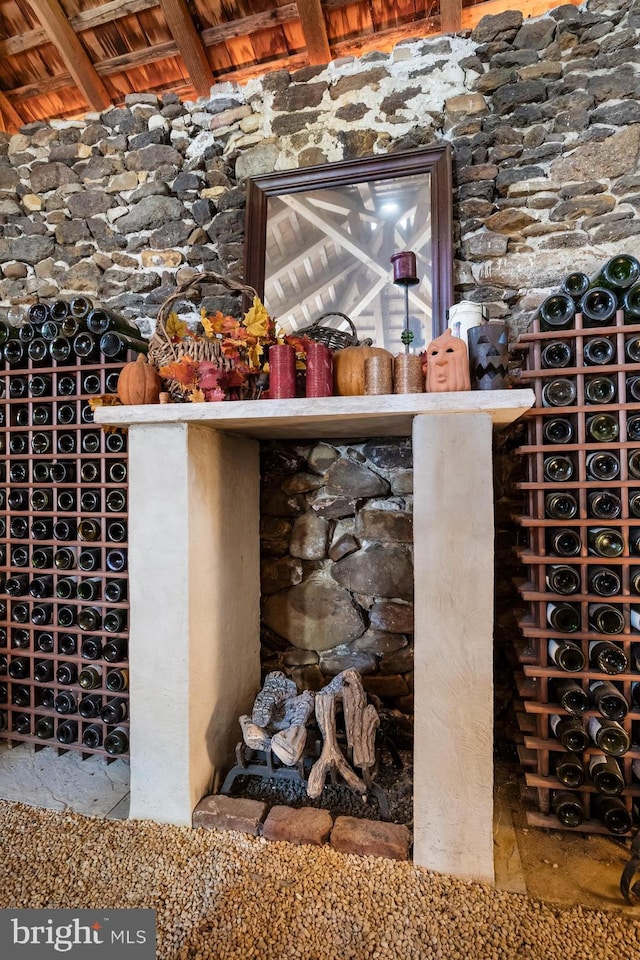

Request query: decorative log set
[{"left": 236, "top": 669, "right": 380, "bottom": 800}]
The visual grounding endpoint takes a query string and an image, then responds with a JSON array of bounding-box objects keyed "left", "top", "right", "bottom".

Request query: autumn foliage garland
[{"left": 158, "top": 297, "right": 309, "bottom": 402}]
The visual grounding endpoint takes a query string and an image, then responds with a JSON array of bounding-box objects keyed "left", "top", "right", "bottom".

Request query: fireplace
[{"left": 95, "top": 389, "right": 534, "bottom": 884}]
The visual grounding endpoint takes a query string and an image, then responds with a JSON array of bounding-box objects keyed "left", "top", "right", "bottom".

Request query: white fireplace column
[{"left": 95, "top": 391, "right": 533, "bottom": 877}]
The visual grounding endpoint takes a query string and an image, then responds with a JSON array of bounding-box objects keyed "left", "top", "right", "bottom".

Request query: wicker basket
[
  {"left": 148, "top": 271, "right": 259, "bottom": 402},
  {"left": 297, "top": 312, "right": 372, "bottom": 351}
]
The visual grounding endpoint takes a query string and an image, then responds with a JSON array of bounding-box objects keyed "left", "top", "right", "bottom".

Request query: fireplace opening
[{"left": 222, "top": 436, "right": 415, "bottom": 829}]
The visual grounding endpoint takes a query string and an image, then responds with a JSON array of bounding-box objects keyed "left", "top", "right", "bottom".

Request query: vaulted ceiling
[{"left": 0, "top": 0, "right": 578, "bottom": 131}]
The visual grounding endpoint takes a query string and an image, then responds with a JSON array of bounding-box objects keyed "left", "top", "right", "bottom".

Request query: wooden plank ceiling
[{"left": 0, "top": 0, "right": 580, "bottom": 131}]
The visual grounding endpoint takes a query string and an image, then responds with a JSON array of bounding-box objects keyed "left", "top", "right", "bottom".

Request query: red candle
[
  {"left": 268, "top": 343, "right": 296, "bottom": 399},
  {"left": 305, "top": 341, "right": 333, "bottom": 397},
  {"left": 390, "top": 251, "right": 418, "bottom": 285}
]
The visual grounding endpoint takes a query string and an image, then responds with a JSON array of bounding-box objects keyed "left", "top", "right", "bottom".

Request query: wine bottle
[
  {"left": 55, "top": 580, "right": 76, "bottom": 605},
  {"left": 18, "top": 321, "right": 37, "bottom": 343},
  {"left": 28, "top": 338, "right": 49, "bottom": 365},
  {"left": 6, "top": 574, "right": 30, "bottom": 597},
  {"left": 589, "top": 680, "right": 628, "bottom": 721},
  {"left": 550, "top": 714, "right": 589, "bottom": 752},
  {"left": 588, "top": 716, "right": 630, "bottom": 756},
  {"left": 586, "top": 452, "right": 620, "bottom": 481},
  {"left": 10, "top": 602, "right": 29, "bottom": 624},
  {"left": 629, "top": 450, "right": 640, "bottom": 480},
  {"left": 579, "top": 287, "right": 618, "bottom": 326},
  {"left": 56, "top": 433, "right": 76, "bottom": 454},
  {"left": 33, "top": 659, "right": 54, "bottom": 683},
  {"left": 57, "top": 491, "right": 76, "bottom": 512},
  {"left": 592, "top": 254, "right": 640, "bottom": 292},
  {"left": 104, "top": 610, "right": 126, "bottom": 633},
  {"left": 106, "top": 521, "right": 127, "bottom": 544},
  {"left": 87, "top": 307, "right": 143, "bottom": 337},
  {"left": 11, "top": 546, "right": 29, "bottom": 567},
  {"left": 73, "top": 332, "right": 101, "bottom": 361},
  {"left": 587, "top": 491, "right": 621, "bottom": 520},
  {"left": 106, "top": 549, "right": 127, "bottom": 572},
  {"left": 104, "top": 726, "right": 129, "bottom": 756},
  {"left": 584, "top": 375, "right": 616, "bottom": 404},
  {"left": 622, "top": 282, "right": 640, "bottom": 321},
  {"left": 81, "top": 636, "right": 102, "bottom": 660},
  {"left": 543, "top": 455, "right": 574, "bottom": 483},
  {"left": 56, "top": 662, "right": 78, "bottom": 685},
  {"left": 28, "top": 302, "right": 50, "bottom": 325},
  {"left": 547, "top": 601, "right": 580, "bottom": 633},
  {"left": 58, "top": 635, "right": 77, "bottom": 656},
  {"left": 541, "top": 341, "right": 572, "bottom": 368},
  {"left": 628, "top": 416, "right": 640, "bottom": 443},
  {"left": 588, "top": 603, "right": 625, "bottom": 635},
  {"left": 80, "top": 461, "right": 100, "bottom": 483},
  {"left": 78, "top": 607, "right": 102, "bottom": 631},
  {"left": 106, "top": 490, "right": 126, "bottom": 512},
  {"left": 627, "top": 377, "right": 640, "bottom": 403},
  {"left": 80, "top": 491, "right": 100, "bottom": 513},
  {"left": 31, "top": 432, "right": 52, "bottom": 455},
  {"left": 32, "top": 404, "right": 52, "bottom": 425},
  {"left": 105, "top": 432, "right": 126, "bottom": 454},
  {"left": 29, "top": 373, "right": 52, "bottom": 397},
  {"left": 554, "top": 753, "right": 585, "bottom": 789},
  {"left": 546, "top": 564, "right": 580, "bottom": 595},
  {"left": 50, "top": 462, "right": 76, "bottom": 483},
  {"left": 57, "top": 719, "right": 78, "bottom": 745},
  {"left": 82, "top": 724, "right": 103, "bottom": 749},
  {"left": 8, "top": 461, "right": 27, "bottom": 483},
  {"left": 56, "top": 403, "right": 76, "bottom": 425},
  {"left": 81, "top": 432, "right": 101, "bottom": 454},
  {"left": 588, "top": 527, "right": 623, "bottom": 558},
  {"left": 54, "top": 691, "right": 77, "bottom": 715},
  {"left": 549, "top": 528, "right": 581, "bottom": 557},
  {"left": 595, "top": 796, "right": 633, "bottom": 835},
  {"left": 54, "top": 548, "right": 76, "bottom": 571},
  {"left": 57, "top": 375, "right": 76, "bottom": 396},
  {"left": 106, "top": 668, "right": 128, "bottom": 692},
  {"left": 550, "top": 678, "right": 589, "bottom": 715},
  {"left": 542, "top": 378, "right": 576, "bottom": 407},
  {"left": 49, "top": 336, "right": 73, "bottom": 363},
  {"left": 78, "top": 519, "right": 101, "bottom": 543},
  {"left": 80, "top": 402, "right": 94, "bottom": 424},
  {"left": 77, "top": 578, "right": 102, "bottom": 602},
  {"left": 9, "top": 434, "right": 27, "bottom": 456},
  {"left": 79, "top": 694, "right": 102, "bottom": 719},
  {"left": 38, "top": 688, "right": 55, "bottom": 709},
  {"left": 29, "top": 575, "right": 54, "bottom": 599},
  {"left": 105, "top": 371, "right": 120, "bottom": 393},
  {"left": 82, "top": 373, "right": 101, "bottom": 394},
  {"left": 34, "top": 716, "right": 55, "bottom": 740},
  {"left": 537, "top": 293, "right": 576, "bottom": 331},
  {"left": 57, "top": 606, "right": 76, "bottom": 628},
  {"left": 4, "top": 339, "right": 26, "bottom": 366},
  {"left": 53, "top": 519, "right": 76, "bottom": 541},
  {"left": 631, "top": 681, "right": 640, "bottom": 710},
  {"left": 78, "top": 549, "right": 101, "bottom": 572},
  {"left": 103, "top": 636, "right": 127, "bottom": 663},
  {"left": 13, "top": 714, "right": 31, "bottom": 735},
  {"left": 583, "top": 337, "right": 615, "bottom": 366},
  {"left": 70, "top": 295, "right": 93, "bottom": 319},
  {"left": 78, "top": 665, "right": 102, "bottom": 690},
  {"left": 589, "top": 755, "right": 625, "bottom": 796},
  {"left": 589, "top": 640, "right": 628, "bottom": 675},
  {"left": 100, "top": 331, "right": 148, "bottom": 359},
  {"left": 12, "top": 684, "right": 30, "bottom": 707},
  {"left": 588, "top": 567, "right": 621, "bottom": 597},
  {"left": 631, "top": 569, "right": 640, "bottom": 594},
  {"left": 6, "top": 657, "right": 30, "bottom": 686},
  {"left": 10, "top": 628, "right": 29, "bottom": 648},
  {"left": 543, "top": 417, "right": 574, "bottom": 444},
  {"left": 585, "top": 414, "right": 619, "bottom": 443},
  {"left": 101, "top": 698, "right": 128, "bottom": 724},
  {"left": 30, "top": 489, "right": 53, "bottom": 512},
  {"left": 626, "top": 335, "right": 640, "bottom": 361},
  {"left": 35, "top": 632, "right": 54, "bottom": 653},
  {"left": 562, "top": 272, "right": 590, "bottom": 300},
  {"left": 548, "top": 638, "right": 585, "bottom": 672}
]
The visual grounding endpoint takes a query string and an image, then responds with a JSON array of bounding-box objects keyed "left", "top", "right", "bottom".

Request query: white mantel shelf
[
  {"left": 93, "top": 388, "right": 535, "bottom": 437},
  {"left": 99, "top": 387, "right": 535, "bottom": 886}
]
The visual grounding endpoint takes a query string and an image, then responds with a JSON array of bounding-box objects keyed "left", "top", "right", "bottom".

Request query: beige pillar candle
[
  {"left": 394, "top": 353, "right": 424, "bottom": 394},
  {"left": 364, "top": 354, "right": 394, "bottom": 395}
]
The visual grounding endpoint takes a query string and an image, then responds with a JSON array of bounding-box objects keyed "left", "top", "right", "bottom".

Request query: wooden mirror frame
[{"left": 243, "top": 144, "right": 454, "bottom": 339}]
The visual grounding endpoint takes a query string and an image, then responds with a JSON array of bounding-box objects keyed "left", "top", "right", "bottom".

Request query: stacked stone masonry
[{"left": 0, "top": 0, "right": 638, "bottom": 343}]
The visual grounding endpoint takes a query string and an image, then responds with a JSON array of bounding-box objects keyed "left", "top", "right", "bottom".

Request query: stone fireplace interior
[{"left": 95, "top": 388, "right": 534, "bottom": 885}]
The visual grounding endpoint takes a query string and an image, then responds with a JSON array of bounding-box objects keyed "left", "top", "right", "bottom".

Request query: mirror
[{"left": 244, "top": 146, "right": 453, "bottom": 352}]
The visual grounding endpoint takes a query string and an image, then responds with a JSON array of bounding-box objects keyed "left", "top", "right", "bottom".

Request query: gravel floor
[{"left": 1, "top": 798, "right": 640, "bottom": 960}]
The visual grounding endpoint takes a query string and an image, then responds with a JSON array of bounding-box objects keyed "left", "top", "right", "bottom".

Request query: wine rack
[
  {"left": 0, "top": 352, "right": 131, "bottom": 760},
  {"left": 516, "top": 305, "right": 640, "bottom": 836}
]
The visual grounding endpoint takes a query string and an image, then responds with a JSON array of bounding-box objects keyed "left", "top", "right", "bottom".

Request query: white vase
[{"left": 447, "top": 301, "right": 487, "bottom": 347}]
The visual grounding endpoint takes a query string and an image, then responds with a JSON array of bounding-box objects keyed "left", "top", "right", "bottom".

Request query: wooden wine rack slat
[
  {"left": 0, "top": 353, "right": 131, "bottom": 760},
  {"left": 514, "top": 307, "right": 640, "bottom": 836}
]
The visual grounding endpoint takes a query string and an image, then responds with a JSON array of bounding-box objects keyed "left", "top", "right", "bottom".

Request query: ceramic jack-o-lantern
[
  {"left": 468, "top": 322, "right": 509, "bottom": 390},
  {"left": 425, "top": 327, "right": 471, "bottom": 392}
]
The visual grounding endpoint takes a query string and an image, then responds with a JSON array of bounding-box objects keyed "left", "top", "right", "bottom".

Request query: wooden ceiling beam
[
  {"left": 440, "top": 0, "right": 462, "bottom": 34},
  {"left": 296, "top": 0, "right": 331, "bottom": 64},
  {"left": 158, "top": 0, "right": 214, "bottom": 98},
  {"left": 0, "top": 89, "right": 23, "bottom": 133},
  {"left": 26, "top": 0, "right": 112, "bottom": 112}
]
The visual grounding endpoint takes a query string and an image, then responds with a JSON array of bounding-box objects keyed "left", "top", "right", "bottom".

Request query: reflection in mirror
[{"left": 244, "top": 146, "right": 453, "bottom": 351}]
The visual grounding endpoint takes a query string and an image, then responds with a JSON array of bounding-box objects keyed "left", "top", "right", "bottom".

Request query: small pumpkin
[
  {"left": 333, "top": 344, "right": 393, "bottom": 396},
  {"left": 117, "top": 353, "right": 163, "bottom": 405}
]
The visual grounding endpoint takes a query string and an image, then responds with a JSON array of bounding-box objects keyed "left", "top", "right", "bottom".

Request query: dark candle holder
[{"left": 390, "top": 251, "right": 419, "bottom": 354}]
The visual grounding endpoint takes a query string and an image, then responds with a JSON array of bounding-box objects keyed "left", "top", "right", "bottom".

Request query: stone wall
[
  {"left": 0, "top": 0, "right": 639, "bottom": 340},
  {"left": 260, "top": 439, "right": 414, "bottom": 742}
]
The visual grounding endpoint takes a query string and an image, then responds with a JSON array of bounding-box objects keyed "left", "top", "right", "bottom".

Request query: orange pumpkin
[
  {"left": 333, "top": 345, "right": 393, "bottom": 396},
  {"left": 117, "top": 353, "right": 162, "bottom": 405}
]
